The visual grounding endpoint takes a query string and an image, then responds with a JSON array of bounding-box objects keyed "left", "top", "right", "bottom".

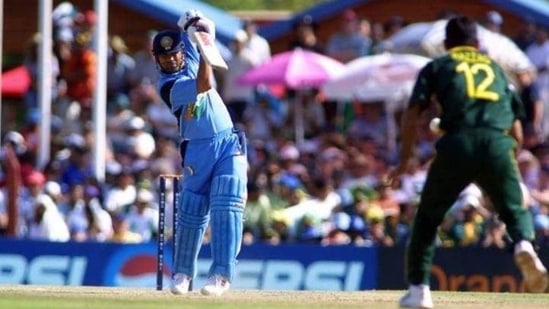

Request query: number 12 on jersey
[{"left": 456, "top": 62, "right": 499, "bottom": 102}]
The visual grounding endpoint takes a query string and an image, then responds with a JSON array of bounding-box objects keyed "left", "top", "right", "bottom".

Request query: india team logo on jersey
[{"left": 184, "top": 102, "right": 205, "bottom": 120}]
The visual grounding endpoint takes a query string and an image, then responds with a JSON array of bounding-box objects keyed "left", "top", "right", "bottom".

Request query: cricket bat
[{"left": 193, "top": 31, "right": 229, "bottom": 71}]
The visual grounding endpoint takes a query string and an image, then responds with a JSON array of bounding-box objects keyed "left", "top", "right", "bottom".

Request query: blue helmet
[{"left": 152, "top": 30, "right": 184, "bottom": 55}]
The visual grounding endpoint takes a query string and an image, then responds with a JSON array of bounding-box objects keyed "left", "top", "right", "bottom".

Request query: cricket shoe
[
  {"left": 200, "top": 275, "right": 230, "bottom": 296},
  {"left": 399, "top": 284, "right": 434, "bottom": 309},
  {"left": 514, "top": 240, "right": 548, "bottom": 293},
  {"left": 170, "top": 273, "right": 191, "bottom": 295}
]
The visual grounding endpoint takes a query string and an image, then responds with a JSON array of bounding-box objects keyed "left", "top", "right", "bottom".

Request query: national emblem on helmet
[{"left": 152, "top": 30, "right": 184, "bottom": 55}]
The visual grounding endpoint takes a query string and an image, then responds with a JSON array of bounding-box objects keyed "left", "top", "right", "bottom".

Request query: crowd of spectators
[{"left": 1, "top": 2, "right": 549, "bottom": 250}]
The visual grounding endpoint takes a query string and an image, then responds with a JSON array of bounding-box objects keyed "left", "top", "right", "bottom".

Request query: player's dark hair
[{"left": 444, "top": 16, "right": 478, "bottom": 49}]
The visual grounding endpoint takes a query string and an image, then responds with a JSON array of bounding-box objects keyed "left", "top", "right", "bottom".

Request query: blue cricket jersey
[{"left": 157, "top": 32, "right": 233, "bottom": 140}]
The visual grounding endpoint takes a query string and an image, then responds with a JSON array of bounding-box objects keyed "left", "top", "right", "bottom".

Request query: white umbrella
[
  {"left": 322, "top": 53, "right": 430, "bottom": 104},
  {"left": 388, "top": 19, "right": 534, "bottom": 76},
  {"left": 322, "top": 53, "right": 430, "bottom": 155},
  {"left": 386, "top": 22, "right": 433, "bottom": 55}
]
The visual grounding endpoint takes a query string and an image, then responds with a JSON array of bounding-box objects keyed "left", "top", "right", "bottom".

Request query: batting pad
[
  {"left": 208, "top": 175, "right": 246, "bottom": 282},
  {"left": 173, "top": 191, "right": 210, "bottom": 278}
]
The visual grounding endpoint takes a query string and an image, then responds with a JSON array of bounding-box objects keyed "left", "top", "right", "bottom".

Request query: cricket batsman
[{"left": 151, "top": 9, "right": 248, "bottom": 296}]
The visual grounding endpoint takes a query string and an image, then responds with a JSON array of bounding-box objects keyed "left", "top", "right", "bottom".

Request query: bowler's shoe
[
  {"left": 514, "top": 240, "right": 548, "bottom": 293},
  {"left": 399, "top": 284, "right": 434, "bottom": 309}
]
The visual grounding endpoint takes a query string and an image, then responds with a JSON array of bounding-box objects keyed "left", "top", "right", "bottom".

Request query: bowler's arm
[
  {"left": 398, "top": 104, "right": 422, "bottom": 167},
  {"left": 387, "top": 103, "right": 423, "bottom": 187}
]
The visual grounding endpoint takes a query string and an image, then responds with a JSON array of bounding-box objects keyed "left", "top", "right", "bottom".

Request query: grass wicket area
[{"left": 0, "top": 286, "right": 548, "bottom": 309}]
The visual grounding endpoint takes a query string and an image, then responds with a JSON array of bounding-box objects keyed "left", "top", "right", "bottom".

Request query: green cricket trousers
[{"left": 406, "top": 128, "right": 535, "bottom": 285}]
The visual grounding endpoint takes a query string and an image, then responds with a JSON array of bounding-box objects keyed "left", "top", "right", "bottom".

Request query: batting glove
[
  {"left": 178, "top": 10, "right": 216, "bottom": 42},
  {"left": 178, "top": 9, "right": 202, "bottom": 30}
]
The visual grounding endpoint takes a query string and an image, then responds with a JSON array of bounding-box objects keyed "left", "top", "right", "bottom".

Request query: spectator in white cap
[
  {"left": 2, "top": 131, "right": 27, "bottom": 156},
  {"left": 83, "top": 185, "right": 113, "bottom": 242},
  {"left": 126, "top": 188, "right": 159, "bottom": 242},
  {"left": 28, "top": 194, "right": 70, "bottom": 242},
  {"left": 124, "top": 116, "right": 156, "bottom": 159},
  {"left": 517, "top": 149, "right": 541, "bottom": 191},
  {"left": 483, "top": 10, "right": 503, "bottom": 33},
  {"left": 279, "top": 143, "right": 300, "bottom": 161},
  {"left": 2, "top": 130, "right": 36, "bottom": 179},
  {"left": 52, "top": 1, "right": 77, "bottom": 28},
  {"left": 278, "top": 142, "right": 309, "bottom": 180},
  {"left": 44, "top": 180, "right": 64, "bottom": 205}
]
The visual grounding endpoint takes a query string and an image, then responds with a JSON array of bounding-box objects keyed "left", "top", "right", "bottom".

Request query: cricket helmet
[{"left": 152, "top": 30, "right": 184, "bottom": 55}]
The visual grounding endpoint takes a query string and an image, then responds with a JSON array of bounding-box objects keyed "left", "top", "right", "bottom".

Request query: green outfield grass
[{"left": 0, "top": 286, "right": 548, "bottom": 309}]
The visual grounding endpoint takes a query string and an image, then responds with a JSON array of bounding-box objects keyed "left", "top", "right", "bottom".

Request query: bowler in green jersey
[{"left": 388, "top": 16, "right": 548, "bottom": 309}]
